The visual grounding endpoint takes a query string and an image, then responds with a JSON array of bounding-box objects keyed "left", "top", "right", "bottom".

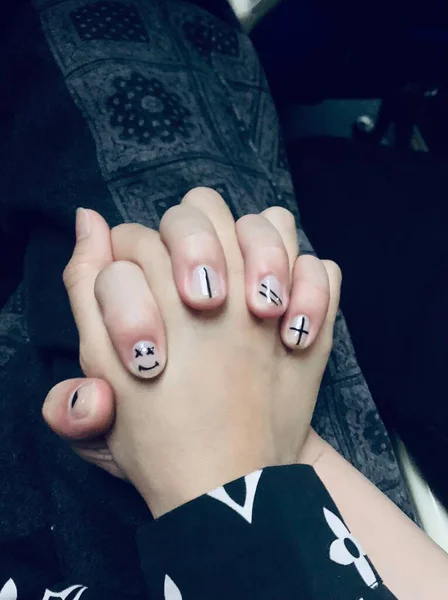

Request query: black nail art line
[
  {"left": 258, "top": 290, "right": 279, "bottom": 306},
  {"left": 71, "top": 390, "right": 79, "bottom": 409},
  {"left": 261, "top": 283, "right": 282, "bottom": 305},
  {"left": 138, "top": 361, "right": 160, "bottom": 372},
  {"left": 135, "top": 345, "right": 155, "bottom": 358},
  {"left": 202, "top": 267, "right": 212, "bottom": 298},
  {"left": 289, "top": 317, "right": 309, "bottom": 346}
]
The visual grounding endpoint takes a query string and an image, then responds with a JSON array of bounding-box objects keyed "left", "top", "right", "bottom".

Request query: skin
[
  {"left": 43, "top": 188, "right": 448, "bottom": 598},
  {"left": 44, "top": 188, "right": 337, "bottom": 514}
]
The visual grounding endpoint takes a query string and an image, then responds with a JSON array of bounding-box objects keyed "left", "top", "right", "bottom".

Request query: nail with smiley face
[{"left": 131, "top": 340, "right": 162, "bottom": 378}]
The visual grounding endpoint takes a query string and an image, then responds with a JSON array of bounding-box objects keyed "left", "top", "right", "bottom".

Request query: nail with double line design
[{"left": 257, "top": 275, "right": 283, "bottom": 308}]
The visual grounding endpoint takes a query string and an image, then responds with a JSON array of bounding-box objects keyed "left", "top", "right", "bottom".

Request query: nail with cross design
[
  {"left": 131, "top": 340, "right": 162, "bottom": 378},
  {"left": 257, "top": 275, "right": 283, "bottom": 309},
  {"left": 286, "top": 315, "right": 310, "bottom": 349}
]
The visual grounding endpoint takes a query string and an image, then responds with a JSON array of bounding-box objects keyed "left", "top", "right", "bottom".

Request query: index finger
[{"left": 63, "top": 209, "right": 118, "bottom": 375}]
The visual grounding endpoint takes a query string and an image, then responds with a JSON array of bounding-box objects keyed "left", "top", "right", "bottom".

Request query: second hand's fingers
[
  {"left": 260, "top": 207, "right": 299, "bottom": 275},
  {"left": 319, "top": 259, "right": 343, "bottom": 343},
  {"left": 159, "top": 204, "right": 227, "bottom": 310},
  {"left": 94, "top": 261, "right": 166, "bottom": 379},
  {"left": 236, "top": 213, "right": 290, "bottom": 318},
  {"left": 281, "top": 255, "right": 330, "bottom": 350}
]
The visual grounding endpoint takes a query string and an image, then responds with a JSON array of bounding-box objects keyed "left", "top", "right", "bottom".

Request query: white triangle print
[
  {"left": 0, "top": 579, "right": 17, "bottom": 600},
  {"left": 164, "top": 575, "right": 183, "bottom": 600},
  {"left": 207, "top": 469, "right": 263, "bottom": 523},
  {"left": 42, "top": 585, "right": 87, "bottom": 600}
]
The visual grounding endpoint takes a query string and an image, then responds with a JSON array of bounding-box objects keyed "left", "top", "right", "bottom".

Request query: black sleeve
[{"left": 136, "top": 465, "right": 397, "bottom": 599}]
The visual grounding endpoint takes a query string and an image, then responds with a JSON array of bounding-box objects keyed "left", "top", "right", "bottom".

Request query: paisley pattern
[
  {"left": 0, "top": 8, "right": 414, "bottom": 595},
  {"left": 0, "top": 0, "right": 411, "bottom": 517},
  {"left": 70, "top": 1, "right": 149, "bottom": 42},
  {"left": 107, "top": 72, "right": 194, "bottom": 145}
]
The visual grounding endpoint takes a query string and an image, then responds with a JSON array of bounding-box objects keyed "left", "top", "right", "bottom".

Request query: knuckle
[
  {"left": 100, "top": 260, "right": 139, "bottom": 281},
  {"left": 235, "top": 213, "right": 257, "bottom": 231},
  {"left": 320, "top": 329, "right": 335, "bottom": 355},
  {"left": 159, "top": 204, "right": 181, "bottom": 231},
  {"left": 104, "top": 307, "right": 145, "bottom": 333},
  {"left": 78, "top": 340, "right": 105, "bottom": 377},
  {"left": 182, "top": 186, "right": 223, "bottom": 206},
  {"left": 134, "top": 228, "right": 160, "bottom": 257},
  {"left": 180, "top": 230, "right": 218, "bottom": 251},
  {"left": 322, "top": 259, "right": 342, "bottom": 285},
  {"left": 265, "top": 206, "right": 296, "bottom": 229},
  {"left": 62, "top": 259, "right": 91, "bottom": 293},
  {"left": 182, "top": 188, "right": 232, "bottom": 222},
  {"left": 78, "top": 344, "right": 91, "bottom": 375},
  {"left": 111, "top": 222, "right": 142, "bottom": 238},
  {"left": 111, "top": 223, "right": 154, "bottom": 252}
]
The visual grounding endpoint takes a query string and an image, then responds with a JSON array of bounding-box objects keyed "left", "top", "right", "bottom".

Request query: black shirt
[{"left": 0, "top": 465, "right": 396, "bottom": 599}]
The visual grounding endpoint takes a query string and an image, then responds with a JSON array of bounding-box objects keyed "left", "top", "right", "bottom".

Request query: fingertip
[
  {"left": 281, "top": 255, "right": 330, "bottom": 351},
  {"left": 94, "top": 260, "right": 167, "bottom": 380},
  {"left": 282, "top": 314, "right": 312, "bottom": 351},
  {"left": 129, "top": 340, "right": 166, "bottom": 380},
  {"left": 249, "top": 273, "right": 288, "bottom": 319},
  {"left": 43, "top": 378, "right": 115, "bottom": 441},
  {"left": 160, "top": 205, "right": 228, "bottom": 311},
  {"left": 322, "top": 259, "right": 342, "bottom": 292},
  {"left": 182, "top": 264, "right": 226, "bottom": 311},
  {"left": 236, "top": 214, "right": 290, "bottom": 319}
]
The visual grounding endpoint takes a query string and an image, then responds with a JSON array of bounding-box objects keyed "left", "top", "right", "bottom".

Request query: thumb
[
  {"left": 42, "top": 378, "right": 115, "bottom": 441},
  {"left": 42, "top": 378, "right": 126, "bottom": 479}
]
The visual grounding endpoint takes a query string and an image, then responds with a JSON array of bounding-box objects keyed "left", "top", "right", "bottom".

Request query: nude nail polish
[
  {"left": 257, "top": 275, "right": 283, "bottom": 308},
  {"left": 287, "top": 315, "right": 310, "bottom": 348},
  {"left": 76, "top": 208, "right": 91, "bottom": 240},
  {"left": 191, "top": 265, "right": 221, "bottom": 300},
  {"left": 69, "top": 382, "right": 95, "bottom": 419},
  {"left": 131, "top": 340, "right": 162, "bottom": 378}
]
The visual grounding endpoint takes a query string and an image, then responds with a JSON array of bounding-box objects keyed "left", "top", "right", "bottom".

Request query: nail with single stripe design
[
  {"left": 71, "top": 390, "right": 79, "bottom": 409},
  {"left": 191, "top": 265, "right": 221, "bottom": 300},
  {"left": 257, "top": 275, "right": 283, "bottom": 308},
  {"left": 69, "top": 382, "right": 95, "bottom": 419}
]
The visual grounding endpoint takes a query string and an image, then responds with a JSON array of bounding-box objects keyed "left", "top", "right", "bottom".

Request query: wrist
[
  {"left": 296, "top": 428, "right": 326, "bottom": 467},
  {"left": 141, "top": 462, "right": 268, "bottom": 518},
  {"left": 141, "top": 438, "right": 322, "bottom": 518}
]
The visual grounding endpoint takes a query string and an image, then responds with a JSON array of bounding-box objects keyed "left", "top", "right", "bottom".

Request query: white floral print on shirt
[{"left": 324, "top": 507, "right": 379, "bottom": 589}]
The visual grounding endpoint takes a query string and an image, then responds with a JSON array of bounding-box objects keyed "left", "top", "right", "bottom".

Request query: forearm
[
  {"left": 306, "top": 431, "right": 448, "bottom": 598},
  {"left": 137, "top": 464, "right": 393, "bottom": 599}
]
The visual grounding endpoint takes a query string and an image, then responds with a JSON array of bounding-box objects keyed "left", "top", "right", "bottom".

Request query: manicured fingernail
[
  {"left": 190, "top": 265, "right": 221, "bottom": 300},
  {"left": 76, "top": 208, "right": 91, "bottom": 240},
  {"left": 257, "top": 275, "right": 283, "bottom": 308},
  {"left": 287, "top": 315, "right": 311, "bottom": 348},
  {"left": 131, "top": 340, "right": 162, "bottom": 378},
  {"left": 69, "top": 382, "right": 95, "bottom": 419}
]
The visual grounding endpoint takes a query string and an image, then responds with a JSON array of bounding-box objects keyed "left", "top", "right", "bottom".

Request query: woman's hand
[{"left": 43, "top": 188, "right": 341, "bottom": 516}]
